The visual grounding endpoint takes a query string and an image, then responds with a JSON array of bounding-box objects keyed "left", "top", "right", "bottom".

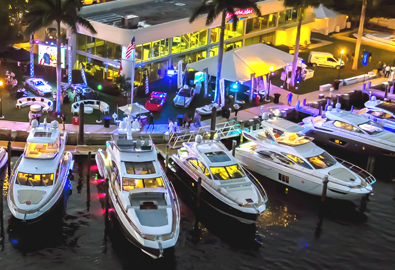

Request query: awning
[
  {"left": 314, "top": 4, "right": 339, "bottom": 19},
  {"left": 187, "top": 43, "right": 298, "bottom": 82}
]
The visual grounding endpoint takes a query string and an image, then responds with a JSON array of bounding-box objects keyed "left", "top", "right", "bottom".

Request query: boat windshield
[
  {"left": 17, "top": 172, "right": 54, "bottom": 186},
  {"left": 25, "top": 141, "right": 59, "bottom": 159},
  {"left": 122, "top": 177, "right": 164, "bottom": 191},
  {"left": 210, "top": 164, "right": 245, "bottom": 180},
  {"left": 124, "top": 161, "right": 156, "bottom": 175},
  {"left": 306, "top": 152, "right": 336, "bottom": 169},
  {"left": 276, "top": 132, "right": 311, "bottom": 146},
  {"left": 358, "top": 120, "right": 383, "bottom": 135}
]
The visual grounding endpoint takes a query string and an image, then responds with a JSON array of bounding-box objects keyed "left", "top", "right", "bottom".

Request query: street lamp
[
  {"left": 337, "top": 49, "right": 345, "bottom": 79},
  {"left": 0, "top": 80, "right": 4, "bottom": 119},
  {"left": 266, "top": 66, "right": 274, "bottom": 101}
]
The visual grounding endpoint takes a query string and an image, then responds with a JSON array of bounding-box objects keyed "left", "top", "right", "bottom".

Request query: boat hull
[
  {"left": 235, "top": 151, "right": 370, "bottom": 200},
  {"left": 305, "top": 129, "right": 395, "bottom": 156},
  {"left": 168, "top": 157, "right": 259, "bottom": 224}
]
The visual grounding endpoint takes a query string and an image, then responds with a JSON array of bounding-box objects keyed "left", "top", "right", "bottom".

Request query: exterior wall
[{"left": 275, "top": 23, "right": 313, "bottom": 47}]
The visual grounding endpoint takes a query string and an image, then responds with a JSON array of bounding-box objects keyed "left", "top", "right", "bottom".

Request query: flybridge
[{"left": 226, "top": 8, "right": 254, "bottom": 19}]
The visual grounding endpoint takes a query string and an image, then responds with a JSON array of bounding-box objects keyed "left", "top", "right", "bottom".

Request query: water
[{"left": 0, "top": 150, "right": 394, "bottom": 270}]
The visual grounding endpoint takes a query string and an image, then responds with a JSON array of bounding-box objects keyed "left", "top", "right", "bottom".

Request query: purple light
[{"left": 34, "top": 40, "right": 40, "bottom": 44}]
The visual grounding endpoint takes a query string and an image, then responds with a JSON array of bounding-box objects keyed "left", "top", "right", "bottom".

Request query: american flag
[{"left": 125, "top": 37, "right": 136, "bottom": 59}]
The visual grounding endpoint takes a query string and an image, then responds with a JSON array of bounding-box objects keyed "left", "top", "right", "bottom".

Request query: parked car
[
  {"left": 173, "top": 86, "right": 195, "bottom": 108},
  {"left": 145, "top": 92, "right": 167, "bottom": 112},
  {"left": 24, "top": 78, "right": 52, "bottom": 96},
  {"left": 72, "top": 84, "right": 99, "bottom": 100},
  {"left": 308, "top": 51, "right": 345, "bottom": 69}
]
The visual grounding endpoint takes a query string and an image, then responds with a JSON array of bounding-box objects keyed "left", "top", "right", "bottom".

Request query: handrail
[
  {"left": 242, "top": 165, "right": 268, "bottom": 203},
  {"left": 333, "top": 156, "right": 376, "bottom": 185}
]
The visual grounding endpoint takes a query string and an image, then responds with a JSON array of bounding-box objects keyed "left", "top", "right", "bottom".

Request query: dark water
[{"left": 0, "top": 148, "right": 394, "bottom": 270}]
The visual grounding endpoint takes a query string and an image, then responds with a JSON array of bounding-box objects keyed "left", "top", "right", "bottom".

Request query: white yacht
[
  {"left": 235, "top": 115, "right": 374, "bottom": 200},
  {"left": 302, "top": 103, "right": 395, "bottom": 156},
  {"left": 357, "top": 96, "right": 395, "bottom": 132},
  {"left": 95, "top": 130, "right": 180, "bottom": 259},
  {"left": 168, "top": 134, "right": 267, "bottom": 224},
  {"left": 7, "top": 119, "right": 74, "bottom": 222}
]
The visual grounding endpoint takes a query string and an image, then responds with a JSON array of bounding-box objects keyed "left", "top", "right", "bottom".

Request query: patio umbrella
[{"left": 119, "top": 102, "right": 149, "bottom": 116}]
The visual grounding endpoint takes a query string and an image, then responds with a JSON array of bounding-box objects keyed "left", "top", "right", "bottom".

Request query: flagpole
[{"left": 130, "top": 49, "right": 135, "bottom": 106}]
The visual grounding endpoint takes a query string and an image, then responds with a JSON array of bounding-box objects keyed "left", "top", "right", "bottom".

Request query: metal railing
[
  {"left": 334, "top": 156, "right": 376, "bottom": 185},
  {"left": 168, "top": 121, "right": 241, "bottom": 149}
]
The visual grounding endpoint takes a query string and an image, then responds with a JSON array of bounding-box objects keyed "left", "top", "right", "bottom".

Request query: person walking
[
  {"left": 385, "top": 65, "right": 391, "bottom": 78},
  {"left": 376, "top": 61, "right": 383, "bottom": 78},
  {"left": 287, "top": 92, "right": 293, "bottom": 106},
  {"left": 61, "top": 114, "right": 66, "bottom": 130},
  {"left": 183, "top": 113, "right": 188, "bottom": 128},
  {"left": 188, "top": 114, "right": 193, "bottom": 128},
  {"left": 194, "top": 112, "right": 201, "bottom": 128},
  {"left": 168, "top": 118, "right": 174, "bottom": 133},
  {"left": 148, "top": 112, "right": 154, "bottom": 132},
  {"left": 233, "top": 103, "right": 240, "bottom": 119}
]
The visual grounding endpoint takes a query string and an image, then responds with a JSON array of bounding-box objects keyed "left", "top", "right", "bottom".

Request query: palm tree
[
  {"left": 189, "top": 0, "right": 261, "bottom": 105},
  {"left": 24, "top": 0, "right": 96, "bottom": 114},
  {"left": 352, "top": 0, "right": 367, "bottom": 70},
  {"left": 284, "top": 0, "right": 326, "bottom": 88}
]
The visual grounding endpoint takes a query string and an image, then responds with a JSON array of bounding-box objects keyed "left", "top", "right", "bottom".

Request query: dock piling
[
  {"left": 7, "top": 141, "right": 11, "bottom": 179},
  {"left": 210, "top": 106, "right": 217, "bottom": 140},
  {"left": 321, "top": 175, "right": 329, "bottom": 202},
  {"left": 105, "top": 177, "right": 109, "bottom": 221},
  {"left": 78, "top": 103, "right": 85, "bottom": 145},
  {"left": 165, "top": 144, "right": 169, "bottom": 174},
  {"left": 232, "top": 140, "right": 237, "bottom": 156},
  {"left": 196, "top": 177, "right": 202, "bottom": 208}
]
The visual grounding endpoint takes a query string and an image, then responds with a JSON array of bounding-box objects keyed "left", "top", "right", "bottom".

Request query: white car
[
  {"left": 173, "top": 87, "right": 195, "bottom": 108},
  {"left": 25, "top": 78, "right": 53, "bottom": 96},
  {"left": 308, "top": 51, "right": 345, "bottom": 69}
]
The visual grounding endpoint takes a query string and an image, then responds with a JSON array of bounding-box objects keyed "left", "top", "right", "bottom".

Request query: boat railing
[
  {"left": 334, "top": 156, "right": 376, "bottom": 185},
  {"left": 242, "top": 165, "right": 269, "bottom": 203}
]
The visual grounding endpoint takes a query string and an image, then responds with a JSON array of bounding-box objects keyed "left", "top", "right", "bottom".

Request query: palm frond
[
  {"left": 189, "top": 4, "right": 211, "bottom": 23},
  {"left": 75, "top": 17, "right": 97, "bottom": 34}
]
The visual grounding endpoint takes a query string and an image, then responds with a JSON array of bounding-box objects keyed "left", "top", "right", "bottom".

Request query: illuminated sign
[
  {"left": 362, "top": 51, "right": 369, "bottom": 66},
  {"left": 226, "top": 8, "right": 253, "bottom": 19},
  {"left": 38, "top": 44, "right": 66, "bottom": 68}
]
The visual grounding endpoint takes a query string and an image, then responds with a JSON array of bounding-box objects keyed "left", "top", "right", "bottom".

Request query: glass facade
[
  {"left": 210, "top": 21, "right": 244, "bottom": 43},
  {"left": 136, "top": 38, "right": 170, "bottom": 63},
  {"left": 173, "top": 49, "right": 207, "bottom": 67},
  {"left": 209, "top": 41, "right": 242, "bottom": 57},
  {"left": 77, "top": 33, "right": 122, "bottom": 60},
  {"left": 171, "top": 30, "right": 208, "bottom": 54},
  {"left": 278, "top": 8, "right": 306, "bottom": 26},
  {"left": 76, "top": 53, "right": 119, "bottom": 80},
  {"left": 245, "top": 32, "right": 275, "bottom": 46},
  {"left": 245, "top": 13, "right": 277, "bottom": 34}
]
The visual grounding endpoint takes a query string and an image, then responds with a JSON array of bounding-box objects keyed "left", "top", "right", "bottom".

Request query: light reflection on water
[{"left": 0, "top": 154, "right": 394, "bottom": 270}]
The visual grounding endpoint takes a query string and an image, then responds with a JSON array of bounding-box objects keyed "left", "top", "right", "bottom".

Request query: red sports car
[{"left": 144, "top": 92, "right": 167, "bottom": 112}]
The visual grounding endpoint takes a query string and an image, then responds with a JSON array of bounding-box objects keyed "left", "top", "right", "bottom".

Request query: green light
[{"left": 97, "top": 84, "right": 103, "bottom": 90}]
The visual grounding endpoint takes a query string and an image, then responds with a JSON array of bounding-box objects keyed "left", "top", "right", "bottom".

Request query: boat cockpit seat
[
  {"left": 136, "top": 139, "right": 141, "bottom": 149},
  {"left": 140, "top": 201, "right": 158, "bottom": 210}
]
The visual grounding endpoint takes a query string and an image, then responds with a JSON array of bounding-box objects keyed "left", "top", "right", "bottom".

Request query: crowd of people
[{"left": 376, "top": 61, "right": 393, "bottom": 78}]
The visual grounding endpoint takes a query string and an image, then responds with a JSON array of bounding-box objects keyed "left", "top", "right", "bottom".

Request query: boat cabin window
[
  {"left": 284, "top": 154, "right": 313, "bottom": 169},
  {"left": 25, "top": 140, "right": 60, "bottom": 159},
  {"left": 122, "top": 177, "right": 164, "bottom": 191},
  {"left": 256, "top": 150, "right": 272, "bottom": 159},
  {"left": 205, "top": 152, "right": 231, "bottom": 163},
  {"left": 333, "top": 121, "right": 362, "bottom": 133},
  {"left": 271, "top": 153, "right": 294, "bottom": 165},
  {"left": 17, "top": 172, "right": 54, "bottom": 186},
  {"left": 367, "top": 110, "right": 394, "bottom": 119},
  {"left": 124, "top": 161, "right": 156, "bottom": 175},
  {"left": 210, "top": 164, "right": 245, "bottom": 180},
  {"left": 307, "top": 152, "right": 336, "bottom": 169},
  {"left": 257, "top": 130, "right": 275, "bottom": 142},
  {"left": 187, "top": 158, "right": 210, "bottom": 176},
  {"left": 358, "top": 121, "right": 383, "bottom": 135}
]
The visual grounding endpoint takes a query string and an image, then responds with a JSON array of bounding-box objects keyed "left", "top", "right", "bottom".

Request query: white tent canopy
[
  {"left": 313, "top": 4, "right": 347, "bottom": 35},
  {"left": 187, "top": 43, "right": 298, "bottom": 82}
]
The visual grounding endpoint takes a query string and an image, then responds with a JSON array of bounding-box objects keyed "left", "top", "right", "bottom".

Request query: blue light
[
  {"left": 305, "top": 243, "right": 308, "bottom": 247},
  {"left": 11, "top": 239, "right": 18, "bottom": 244},
  {"left": 296, "top": 87, "right": 299, "bottom": 90},
  {"left": 281, "top": 85, "right": 284, "bottom": 88},
  {"left": 233, "top": 84, "right": 237, "bottom": 89},
  {"left": 297, "top": 81, "right": 300, "bottom": 84},
  {"left": 45, "top": 41, "right": 48, "bottom": 44}
]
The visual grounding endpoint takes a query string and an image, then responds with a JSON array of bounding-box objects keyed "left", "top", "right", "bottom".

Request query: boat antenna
[{"left": 43, "top": 117, "right": 47, "bottom": 129}]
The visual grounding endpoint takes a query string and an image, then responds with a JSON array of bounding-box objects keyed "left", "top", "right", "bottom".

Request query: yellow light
[
  {"left": 0, "top": 80, "right": 3, "bottom": 86},
  {"left": 269, "top": 66, "right": 274, "bottom": 71},
  {"left": 340, "top": 49, "right": 345, "bottom": 54}
]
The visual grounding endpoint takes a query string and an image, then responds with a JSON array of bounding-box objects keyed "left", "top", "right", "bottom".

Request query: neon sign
[{"left": 226, "top": 8, "right": 253, "bottom": 19}]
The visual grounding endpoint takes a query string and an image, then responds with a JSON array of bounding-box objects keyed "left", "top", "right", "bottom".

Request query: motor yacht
[
  {"left": 357, "top": 96, "right": 395, "bottom": 132},
  {"left": 302, "top": 103, "right": 395, "bottom": 156},
  {"left": 235, "top": 115, "right": 374, "bottom": 200},
  {"left": 95, "top": 123, "right": 180, "bottom": 259},
  {"left": 168, "top": 134, "right": 267, "bottom": 224},
  {"left": 7, "top": 119, "right": 74, "bottom": 222}
]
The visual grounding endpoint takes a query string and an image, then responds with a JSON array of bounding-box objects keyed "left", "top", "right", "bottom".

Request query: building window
[
  {"left": 210, "top": 21, "right": 244, "bottom": 43},
  {"left": 173, "top": 49, "right": 207, "bottom": 67},
  {"left": 76, "top": 33, "right": 122, "bottom": 61},
  {"left": 209, "top": 40, "right": 242, "bottom": 57},
  {"left": 172, "top": 30, "right": 208, "bottom": 54},
  {"left": 278, "top": 173, "right": 289, "bottom": 184},
  {"left": 245, "top": 32, "right": 275, "bottom": 46},
  {"left": 135, "top": 38, "right": 169, "bottom": 62},
  {"left": 245, "top": 13, "right": 277, "bottom": 34},
  {"left": 279, "top": 8, "right": 305, "bottom": 26}
]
